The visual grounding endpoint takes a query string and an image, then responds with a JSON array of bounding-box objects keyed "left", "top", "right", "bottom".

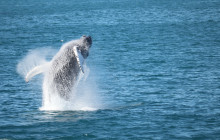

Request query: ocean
[{"left": 0, "top": 0, "right": 220, "bottom": 139}]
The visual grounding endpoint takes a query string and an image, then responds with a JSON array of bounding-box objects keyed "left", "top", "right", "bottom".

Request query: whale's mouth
[
  {"left": 73, "top": 46, "right": 85, "bottom": 73},
  {"left": 86, "top": 36, "right": 92, "bottom": 45}
]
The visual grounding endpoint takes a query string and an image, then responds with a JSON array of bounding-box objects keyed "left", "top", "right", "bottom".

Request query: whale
[{"left": 25, "top": 35, "right": 92, "bottom": 100}]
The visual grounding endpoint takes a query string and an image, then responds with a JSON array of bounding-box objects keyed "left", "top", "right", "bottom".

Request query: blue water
[{"left": 1, "top": 0, "right": 220, "bottom": 139}]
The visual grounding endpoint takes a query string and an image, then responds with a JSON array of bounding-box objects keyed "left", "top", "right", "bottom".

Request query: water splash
[
  {"left": 17, "top": 47, "right": 55, "bottom": 78},
  {"left": 17, "top": 48, "right": 101, "bottom": 111}
]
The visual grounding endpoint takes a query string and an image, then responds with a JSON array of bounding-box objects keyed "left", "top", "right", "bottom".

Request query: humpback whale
[{"left": 25, "top": 35, "right": 92, "bottom": 100}]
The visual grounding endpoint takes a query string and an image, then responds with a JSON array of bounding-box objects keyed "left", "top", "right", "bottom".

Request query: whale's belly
[{"left": 50, "top": 55, "right": 80, "bottom": 100}]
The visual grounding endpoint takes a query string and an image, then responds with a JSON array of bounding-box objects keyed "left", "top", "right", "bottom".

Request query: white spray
[{"left": 17, "top": 47, "right": 101, "bottom": 111}]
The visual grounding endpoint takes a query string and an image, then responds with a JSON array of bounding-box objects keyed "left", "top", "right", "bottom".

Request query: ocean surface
[{"left": 1, "top": 0, "right": 220, "bottom": 139}]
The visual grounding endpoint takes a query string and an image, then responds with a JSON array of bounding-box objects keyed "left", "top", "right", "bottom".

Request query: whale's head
[{"left": 78, "top": 35, "right": 92, "bottom": 59}]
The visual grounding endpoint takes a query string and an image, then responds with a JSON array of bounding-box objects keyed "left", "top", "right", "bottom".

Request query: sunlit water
[{"left": 1, "top": 0, "right": 220, "bottom": 139}]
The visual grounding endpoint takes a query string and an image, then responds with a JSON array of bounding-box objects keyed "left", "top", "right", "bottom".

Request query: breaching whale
[{"left": 25, "top": 35, "right": 92, "bottom": 100}]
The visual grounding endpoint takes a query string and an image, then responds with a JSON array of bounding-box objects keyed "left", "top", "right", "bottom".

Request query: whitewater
[{"left": 17, "top": 47, "right": 101, "bottom": 111}]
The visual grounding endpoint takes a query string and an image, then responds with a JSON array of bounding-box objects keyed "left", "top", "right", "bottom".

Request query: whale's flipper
[
  {"left": 73, "top": 46, "right": 85, "bottom": 73},
  {"left": 25, "top": 63, "right": 49, "bottom": 82}
]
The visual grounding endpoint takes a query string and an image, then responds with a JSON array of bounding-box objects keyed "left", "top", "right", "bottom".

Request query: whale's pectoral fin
[
  {"left": 73, "top": 46, "right": 85, "bottom": 73},
  {"left": 25, "top": 63, "right": 49, "bottom": 82}
]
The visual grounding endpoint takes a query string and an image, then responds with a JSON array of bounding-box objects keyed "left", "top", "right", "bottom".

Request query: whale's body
[{"left": 25, "top": 35, "right": 92, "bottom": 100}]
